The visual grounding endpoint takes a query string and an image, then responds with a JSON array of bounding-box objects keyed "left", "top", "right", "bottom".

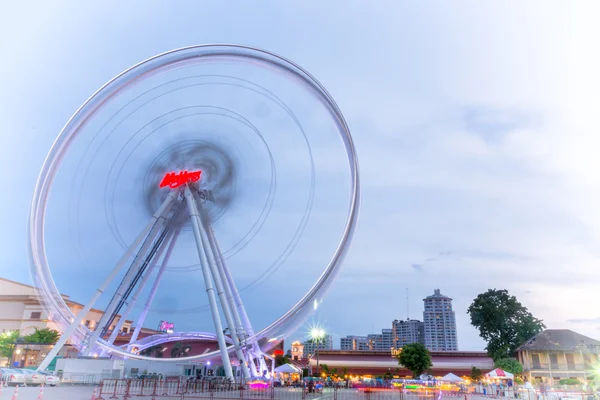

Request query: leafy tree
[
  {"left": 470, "top": 367, "right": 483, "bottom": 382},
  {"left": 467, "top": 289, "right": 545, "bottom": 360},
  {"left": 396, "top": 343, "right": 432, "bottom": 378},
  {"left": 275, "top": 354, "right": 291, "bottom": 366},
  {"left": 495, "top": 358, "right": 523, "bottom": 375},
  {"left": 0, "top": 330, "right": 21, "bottom": 359},
  {"left": 23, "top": 328, "right": 60, "bottom": 344}
]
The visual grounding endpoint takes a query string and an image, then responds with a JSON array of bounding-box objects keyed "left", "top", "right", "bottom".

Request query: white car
[
  {"left": 20, "top": 369, "right": 46, "bottom": 386},
  {"left": 0, "top": 368, "right": 27, "bottom": 386},
  {"left": 39, "top": 371, "right": 60, "bottom": 386}
]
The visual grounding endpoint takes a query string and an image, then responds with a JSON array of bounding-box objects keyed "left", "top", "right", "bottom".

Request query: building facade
[
  {"left": 423, "top": 289, "right": 458, "bottom": 351},
  {"left": 392, "top": 318, "right": 425, "bottom": 348},
  {"left": 303, "top": 334, "right": 333, "bottom": 357},
  {"left": 0, "top": 277, "right": 158, "bottom": 367},
  {"left": 516, "top": 329, "right": 600, "bottom": 384},
  {"left": 341, "top": 336, "right": 370, "bottom": 351},
  {"left": 309, "top": 349, "right": 493, "bottom": 376}
]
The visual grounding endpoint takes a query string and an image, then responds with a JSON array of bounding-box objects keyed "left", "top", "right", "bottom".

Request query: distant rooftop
[
  {"left": 424, "top": 288, "right": 452, "bottom": 300},
  {"left": 517, "top": 329, "right": 600, "bottom": 352}
]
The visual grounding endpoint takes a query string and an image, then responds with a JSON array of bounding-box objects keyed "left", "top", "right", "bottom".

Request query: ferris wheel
[{"left": 30, "top": 45, "right": 360, "bottom": 379}]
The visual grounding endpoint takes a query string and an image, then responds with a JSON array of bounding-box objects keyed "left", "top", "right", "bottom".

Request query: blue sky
[{"left": 2, "top": 1, "right": 600, "bottom": 351}]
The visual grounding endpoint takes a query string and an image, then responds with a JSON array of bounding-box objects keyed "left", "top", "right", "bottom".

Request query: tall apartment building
[
  {"left": 340, "top": 335, "right": 370, "bottom": 351},
  {"left": 367, "top": 329, "right": 394, "bottom": 351},
  {"left": 423, "top": 289, "right": 458, "bottom": 351},
  {"left": 392, "top": 318, "right": 425, "bottom": 348},
  {"left": 303, "top": 334, "right": 333, "bottom": 357}
]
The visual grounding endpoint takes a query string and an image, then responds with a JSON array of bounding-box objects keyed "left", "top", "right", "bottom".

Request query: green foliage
[
  {"left": 0, "top": 330, "right": 21, "bottom": 359},
  {"left": 275, "top": 354, "right": 291, "bottom": 366},
  {"left": 23, "top": 328, "right": 60, "bottom": 345},
  {"left": 470, "top": 366, "right": 483, "bottom": 382},
  {"left": 396, "top": 343, "right": 432, "bottom": 378},
  {"left": 467, "top": 289, "right": 545, "bottom": 360},
  {"left": 559, "top": 378, "right": 581, "bottom": 386},
  {"left": 494, "top": 358, "right": 523, "bottom": 375}
]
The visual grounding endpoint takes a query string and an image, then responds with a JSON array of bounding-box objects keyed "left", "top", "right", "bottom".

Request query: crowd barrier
[
  {"left": 97, "top": 378, "right": 275, "bottom": 400},
  {"left": 95, "top": 381, "right": 599, "bottom": 400}
]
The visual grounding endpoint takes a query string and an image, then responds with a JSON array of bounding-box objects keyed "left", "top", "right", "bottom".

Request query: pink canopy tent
[{"left": 485, "top": 368, "right": 514, "bottom": 379}]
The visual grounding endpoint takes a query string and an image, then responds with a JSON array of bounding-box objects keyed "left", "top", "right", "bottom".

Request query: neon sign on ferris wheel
[{"left": 159, "top": 170, "right": 202, "bottom": 189}]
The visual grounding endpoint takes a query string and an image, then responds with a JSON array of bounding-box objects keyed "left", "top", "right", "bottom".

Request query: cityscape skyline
[
  {"left": 338, "top": 288, "right": 457, "bottom": 352},
  {"left": 2, "top": 2, "right": 600, "bottom": 355}
]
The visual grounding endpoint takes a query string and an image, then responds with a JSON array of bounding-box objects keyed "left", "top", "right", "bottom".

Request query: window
[{"left": 30, "top": 312, "right": 41, "bottom": 320}]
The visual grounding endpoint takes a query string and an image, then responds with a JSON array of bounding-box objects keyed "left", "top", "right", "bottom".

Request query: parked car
[
  {"left": 38, "top": 371, "right": 60, "bottom": 386},
  {"left": 20, "top": 369, "right": 46, "bottom": 386},
  {"left": 0, "top": 368, "right": 27, "bottom": 386}
]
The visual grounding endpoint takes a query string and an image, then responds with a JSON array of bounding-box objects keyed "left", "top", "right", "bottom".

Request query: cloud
[{"left": 567, "top": 317, "right": 600, "bottom": 325}]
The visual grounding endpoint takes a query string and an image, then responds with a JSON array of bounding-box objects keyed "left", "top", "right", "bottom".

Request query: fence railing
[{"left": 96, "top": 381, "right": 599, "bottom": 400}]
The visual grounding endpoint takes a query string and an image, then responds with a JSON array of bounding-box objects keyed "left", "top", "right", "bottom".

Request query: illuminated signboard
[
  {"left": 159, "top": 321, "right": 175, "bottom": 334},
  {"left": 159, "top": 170, "right": 201, "bottom": 189},
  {"left": 390, "top": 348, "right": 402, "bottom": 357}
]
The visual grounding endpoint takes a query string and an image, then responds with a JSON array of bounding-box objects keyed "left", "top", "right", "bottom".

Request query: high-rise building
[
  {"left": 303, "top": 334, "right": 333, "bottom": 357},
  {"left": 423, "top": 289, "right": 458, "bottom": 351},
  {"left": 392, "top": 319, "right": 425, "bottom": 348},
  {"left": 367, "top": 329, "right": 394, "bottom": 351},
  {"left": 340, "top": 335, "right": 370, "bottom": 351}
]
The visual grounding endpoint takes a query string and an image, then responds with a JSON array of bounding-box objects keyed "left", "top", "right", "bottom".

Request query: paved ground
[{"left": 0, "top": 386, "right": 526, "bottom": 400}]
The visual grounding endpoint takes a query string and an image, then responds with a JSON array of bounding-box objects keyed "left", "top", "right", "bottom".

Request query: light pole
[{"left": 309, "top": 328, "right": 326, "bottom": 376}]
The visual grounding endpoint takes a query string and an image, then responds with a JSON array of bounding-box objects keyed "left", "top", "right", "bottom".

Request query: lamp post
[{"left": 309, "top": 328, "right": 326, "bottom": 376}]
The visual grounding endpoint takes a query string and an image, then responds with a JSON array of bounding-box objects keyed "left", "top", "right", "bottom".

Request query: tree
[
  {"left": 470, "top": 367, "right": 483, "bottom": 382},
  {"left": 494, "top": 358, "right": 523, "bottom": 375},
  {"left": 275, "top": 354, "right": 291, "bottom": 367},
  {"left": 23, "top": 328, "right": 60, "bottom": 344},
  {"left": 467, "top": 289, "right": 545, "bottom": 360},
  {"left": 396, "top": 343, "right": 432, "bottom": 378},
  {"left": 0, "top": 330, "right": 21, "bottom": 360}
]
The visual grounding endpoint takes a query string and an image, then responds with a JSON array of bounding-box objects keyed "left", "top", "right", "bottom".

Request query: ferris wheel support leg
[
  {"left": 102, "top": 229, "right": 174, "bottom": 354},
  {"left": 81, "top": 192, "right": 178, "bottom": 357},
  {"left": 36, "top": 191, "right": 178, "bottom": 371},
  {"left": 128, "top": 228, "right": 180, "bottom": 348},
  {"left": 184, "top": 186, "right": 234, "bottom": 380},
  {"left": 221, "top": 257, "right": 264, "bottom": 376},
  {"left": 195, "top": 195, "right": 251, "bottom": 379}
]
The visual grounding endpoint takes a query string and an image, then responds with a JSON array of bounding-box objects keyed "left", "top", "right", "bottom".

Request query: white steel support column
[
  {"left": 205, "top": 220, "right": 258, "bottom": 377},
  {"left": 195, "top": 197, "right": 250, "bottom": 380},
  {"left": 82, "top": 209, "right": 170, "bottom": 356},
  {"left": 222, "top": 258, "right": 262, "bottom": 376},
  {"left": 37, "top": 191, "right": 177, "bottom": 371},
  {"left": 128, "top": 228, "right": 180, "bottom": 348},
  {"left": 183, "top": 186, "right": 233, "bottom": 379},
  {"left": 104, "top": 228, "right": 173, "bottom": 350}
]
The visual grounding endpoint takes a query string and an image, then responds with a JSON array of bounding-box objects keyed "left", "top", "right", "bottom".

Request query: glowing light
[
  {"left": 308, "top": 322, "right": 327, "bottom": 342},
  {"left": 159, "top": 170, "right": 202, "bottom": 189},
  {"left": 248, "top": 380, "right": 269, "bottom": 390}
]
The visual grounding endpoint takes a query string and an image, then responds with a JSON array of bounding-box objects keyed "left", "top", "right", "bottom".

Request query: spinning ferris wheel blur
[{"left": 29, "top": 45, "right": 360, "bottom": 378}]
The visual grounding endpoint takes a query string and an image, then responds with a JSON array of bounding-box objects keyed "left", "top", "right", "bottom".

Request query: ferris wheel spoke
[
  {"left": 102, "top": 227, "right": 176, "bottom": 356},
  {"left": 37, "top": 191, "right": 178, "bottom": 370},
  {"left": 80, "top": 192, "right": 178, "bottom": 357},
  {"left": 128, "top": 227, "right": 181, "bottom": 348}
]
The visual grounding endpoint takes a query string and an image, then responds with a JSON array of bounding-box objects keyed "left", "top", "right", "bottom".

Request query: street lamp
[{"left": 309, "top": 327, "right": 326, "bottom": 375}]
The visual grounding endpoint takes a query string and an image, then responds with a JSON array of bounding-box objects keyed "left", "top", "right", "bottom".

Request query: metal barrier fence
[
  {"left": 96, "top": 381, "right": 599, "bottom": 400},
  {"left": 98, "top": 378, "right": 276, "bottom": 400}
]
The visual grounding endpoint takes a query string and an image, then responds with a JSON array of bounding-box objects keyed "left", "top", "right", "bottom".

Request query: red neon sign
[{"left": 159, "top": 170, "right": 202, "bottom": 189}]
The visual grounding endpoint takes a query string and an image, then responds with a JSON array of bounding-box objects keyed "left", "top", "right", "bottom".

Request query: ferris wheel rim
[{"left": 29, "top": 44, "right": 360, "bottom": 362}]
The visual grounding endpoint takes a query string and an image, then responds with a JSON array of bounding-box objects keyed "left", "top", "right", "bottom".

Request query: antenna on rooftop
[{"left": 406, "top": 288, "right": 409, "bottom": 320}]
